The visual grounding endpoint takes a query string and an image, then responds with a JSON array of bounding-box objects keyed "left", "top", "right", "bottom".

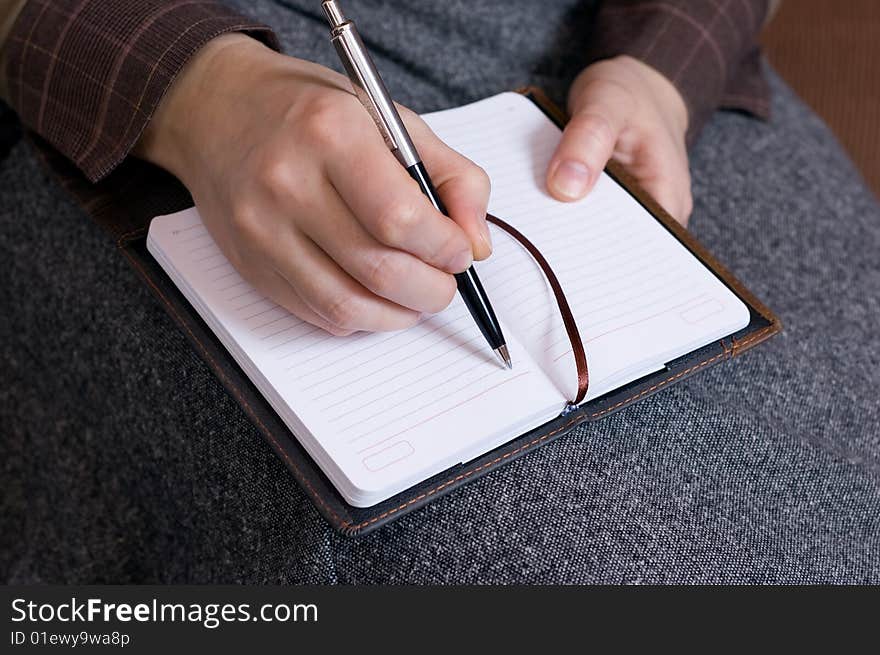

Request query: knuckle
[
  {"left": 325, "top": 325, "right": 355, "bottom": 337},
  {"left": 471, "top": 162, "right": 491, "bottom": 191},
  {"left": 428, "top": 275, "right": 457, "bottom": 313},
  {"left": 257, "top": 155, "right": 295, "bottom": 200},
  {"left": 322, "top": 293, "right": 363, "bottom": 330},
  {"left": 432, "top": 231, "right": 469, "bottom": 265},
  {"left": 364, "top": 250, "right": 406, "bottom": 296},
  {"left": 298, "top": 95, "right": 342, "bottom": 148},
  {"left": 399, "top": 311, "right": 422, "bottom": 330},
  {"left": 374, "top": 199, "right": 420, "bottom": 245},
  {"left": 575, "top": 112, "right": 616, "bottom": 151},
  {"left": 230, "top": 203, "right": 267, "bottom": 246}
]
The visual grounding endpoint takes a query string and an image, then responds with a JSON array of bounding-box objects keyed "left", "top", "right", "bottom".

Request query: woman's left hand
[{"left": 547, "top": 55, "right": 693, "bottom": 225}]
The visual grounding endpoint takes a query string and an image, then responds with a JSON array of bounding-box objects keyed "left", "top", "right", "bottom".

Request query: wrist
[{"left": 135, "top": 33, "right": 267, "bottom": 183}]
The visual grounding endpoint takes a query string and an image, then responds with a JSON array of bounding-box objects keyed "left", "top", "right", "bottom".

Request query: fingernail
[
  {"left": 450, "top": 249, "right": 473, "bottom": 273},
  {"left": 551, "top": 160, "right": 590, "bottom": 199},
  {"left": 478, "top": 232, "right": 493, "bottom": 257},
  {"left": 479, "top": 224, "right": 493, "bottom": 254}
]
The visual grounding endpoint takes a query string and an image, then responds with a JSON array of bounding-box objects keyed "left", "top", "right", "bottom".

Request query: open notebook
[{"left": 148, "top": 92, "right": 750, "bottom": 507}]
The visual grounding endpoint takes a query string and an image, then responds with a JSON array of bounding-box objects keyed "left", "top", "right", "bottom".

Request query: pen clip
[
  {"left": 322, "top": 0, "right": 420, "bottom": 167},
  {"left": 330, "top": 30, "right": 400, "bottom": 152}
]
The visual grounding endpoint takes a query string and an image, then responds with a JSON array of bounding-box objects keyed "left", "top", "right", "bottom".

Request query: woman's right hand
[{"left": 137, "top": 34, "right": 492, "bottom": 335}]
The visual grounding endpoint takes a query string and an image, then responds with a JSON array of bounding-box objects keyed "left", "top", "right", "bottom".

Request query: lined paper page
[
  {"left": 148, "top": 210, "right": 564, "bottom": 506},
  {"left": 422, "top": 93, "right": 750, "bottom": 400}
]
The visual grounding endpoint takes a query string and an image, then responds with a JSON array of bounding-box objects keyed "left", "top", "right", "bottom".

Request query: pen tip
[{"left": 495, "top": 345, "right": 512, "bottom": 370}]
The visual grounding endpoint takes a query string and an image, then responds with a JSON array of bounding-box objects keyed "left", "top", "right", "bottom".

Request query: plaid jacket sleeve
[
  {"left": 587, "top": 0, "right": 772, "bottom": 145},
  {"left": 3, "top": 0, "right": 279, "bottom": 182}
]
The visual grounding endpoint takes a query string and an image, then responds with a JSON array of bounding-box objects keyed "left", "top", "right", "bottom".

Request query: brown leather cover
[{"left": 31, "top": 88, "right": 781, "bottom": 536}]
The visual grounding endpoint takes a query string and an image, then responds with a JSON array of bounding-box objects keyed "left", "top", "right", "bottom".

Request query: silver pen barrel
[{"left": 322, "top": 0, "right": 420, "bottom": 168}]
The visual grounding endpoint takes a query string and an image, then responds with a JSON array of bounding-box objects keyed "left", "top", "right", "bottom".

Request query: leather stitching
[
  {"left": 342, "top": 324, "right": 776, "bottom": 533},
  {"left": 116, "top": 227, "right": 147, "bottom": 247},
  {"left": 125, "top": 242, "right": 776, "bottom": 534},
  {"left": 118, "top": 87, "right": 780, "bottom": 534}
]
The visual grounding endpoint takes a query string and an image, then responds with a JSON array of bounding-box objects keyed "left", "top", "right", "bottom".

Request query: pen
[{"left": 321, "top": 0, "right": 512, "bottom": 370}]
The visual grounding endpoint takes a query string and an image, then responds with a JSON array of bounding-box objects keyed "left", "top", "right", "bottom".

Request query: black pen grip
[{"left": 406, "top": 162, "right": 506, "bottom": 350}]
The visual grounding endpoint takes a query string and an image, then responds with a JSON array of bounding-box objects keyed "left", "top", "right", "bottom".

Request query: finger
[
  {"left": 643, "top": 177, "right": 690, "bottom": 226},
  {"left": 241, "top": 264, "right": 355, "bottom": 336},
  {"left": 404, "top": 112, "right": 493, "bottom": 260},
  {"left": 297, "top": 181, "right": 457, "bottom": 314},
  {"left": 324, "top": 134, "right": 474, "bottom": 274},
  {"left": 546, "top": 79, "right": 631, "bottom": 201},
  {"left": 262, "top": 228, "right": 421, "bottom": 332},
  {"left": 630, "top": 139, "right": 693, "bottom": 226}
]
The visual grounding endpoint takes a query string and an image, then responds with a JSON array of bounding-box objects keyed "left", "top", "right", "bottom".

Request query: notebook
[{"left": 147, "top": 91, "right": 757, "bottom": 508}]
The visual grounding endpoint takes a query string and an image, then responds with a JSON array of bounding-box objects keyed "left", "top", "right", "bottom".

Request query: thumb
[
  {"left": 403, "top": 111, "right": 493, "bottom": 261},
  {"left": 547, "top": 80, "right": 630, "bottom": 201}
]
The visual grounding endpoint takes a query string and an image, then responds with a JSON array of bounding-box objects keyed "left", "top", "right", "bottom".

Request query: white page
[
  {"left": 148, "top": 92, "right": 751, "bottom": 507},
  {"left": 148, "top": 211, "right": 565, "bottom": 507},
  {"left": 422, "top": 93, "right": 751, "bottom": 401}
]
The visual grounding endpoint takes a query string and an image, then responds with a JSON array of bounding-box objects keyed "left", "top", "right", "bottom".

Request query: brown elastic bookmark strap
[{"left": 486, "top": 214, "right": 589, "bottom": 405}]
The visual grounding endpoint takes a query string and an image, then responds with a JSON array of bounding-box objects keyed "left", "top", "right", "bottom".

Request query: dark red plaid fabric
[
  {"left": 588, "top": 0, "right": 771, "bottom": 144},
  {"left": 3, "top": 0, "right": 278, "bottom": 182},
  {"left": 3, "top": 0, "right": 770, "bottom": 183}
]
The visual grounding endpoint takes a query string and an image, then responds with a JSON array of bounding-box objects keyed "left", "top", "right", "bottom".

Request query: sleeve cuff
[
  {"left": 585, "top": 0, "right": 771, "bottom": 145},
  {"left": 4, "top": 0, "right": 280, "bottom": 182},
  {"left": 719, "top": 47, "right": 771, "bottom": 122}
]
